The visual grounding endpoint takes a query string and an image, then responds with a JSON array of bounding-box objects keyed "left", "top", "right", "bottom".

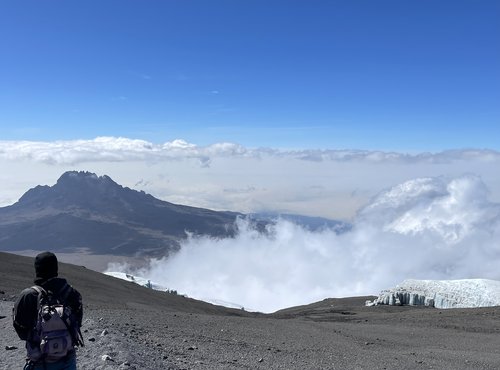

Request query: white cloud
[
  {"left": 360, "top": 175, "right": 499, "bottom": 243},
  {"left": 1, "top": 137, "right": 499, "bottom": 166},
  {"left": 115, "top": 175, "right": 500, "bottom": 313}
]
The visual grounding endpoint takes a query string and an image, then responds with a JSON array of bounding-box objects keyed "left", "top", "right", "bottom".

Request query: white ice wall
[{"left": 367, "top": 279, "right": 500, "bottom": 309}]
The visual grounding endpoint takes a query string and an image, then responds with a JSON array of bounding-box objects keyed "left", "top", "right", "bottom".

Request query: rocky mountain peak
[
  {"left": 56, "top": 171, "right": 118, "bottom": 189},
  {"left": 17, "top": 171, "right": 132, "bottom": 211}
]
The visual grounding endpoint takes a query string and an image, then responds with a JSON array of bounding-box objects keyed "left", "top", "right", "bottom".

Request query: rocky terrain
[{"left": 1, "top": 252, "right": 500, "bottom": 369}]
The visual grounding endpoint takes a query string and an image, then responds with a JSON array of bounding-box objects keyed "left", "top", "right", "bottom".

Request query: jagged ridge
[{"left": 0, "top": 171, "right": 240, "bottom": 256}]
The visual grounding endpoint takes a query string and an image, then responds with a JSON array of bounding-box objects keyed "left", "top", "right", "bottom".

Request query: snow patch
[
  {"left": 104, "top": 271, "right": 251, "bottom": 310},
  {"left": 104, "top": 271, "right": 168, "bottom": 291}
]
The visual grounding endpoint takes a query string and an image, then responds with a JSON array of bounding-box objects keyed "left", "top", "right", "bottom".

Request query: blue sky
[{"left": 1, "top": 0, "right": 499, "bottom": 150}]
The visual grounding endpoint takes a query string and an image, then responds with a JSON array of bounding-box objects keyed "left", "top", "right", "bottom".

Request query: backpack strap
[
  {"left": 28, "top": 286, "right": 47, "bottom": 361},
  {"left": 57, "top": 308, "right": 83, "bottom": 347},
  {"left": 31, "top": 285, "right": 46, "bottom": 296},
  {"left": 51, "top": 283, "right": 84, "bottom": 347},
  {"left": 76, "top": 327, "right": 85, "bottom": 347},
  {"left": 31, "top": 286, "right": 47, "bottom": 313}
]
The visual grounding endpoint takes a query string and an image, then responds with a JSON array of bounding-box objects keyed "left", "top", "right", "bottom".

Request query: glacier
[
  {"left": 104, "top": 271, "right": 170, "bottom": 291},
  {"left": 104, "top": 271, "right": 249, "bottom": 310},
  {"left": 367, "top": 279, "right": 500, "bottom": 309}
]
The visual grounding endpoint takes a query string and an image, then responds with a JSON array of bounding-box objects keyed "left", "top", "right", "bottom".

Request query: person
[{"left": 13, "top": 252, "right": 83, "bottom": 370}]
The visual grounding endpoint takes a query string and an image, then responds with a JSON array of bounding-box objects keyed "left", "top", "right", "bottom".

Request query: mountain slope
[
  {"left": 0, "top": 171, "right": 240, "bottom": 256},
  {"left": 0, "top": 251, "right": 250, "bottom": 315}
]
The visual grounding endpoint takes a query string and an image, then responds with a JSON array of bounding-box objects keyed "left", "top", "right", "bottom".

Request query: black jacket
[{"left": 13, "top": 277, "right": 83, "bottom": 341}]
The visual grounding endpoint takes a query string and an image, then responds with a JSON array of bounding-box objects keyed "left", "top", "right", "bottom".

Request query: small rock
[
  {"left": 102, "top": 354, "right": 114, "bottom": 362},
  {"left": 88, "top": 337, "right": 96, "bottom": 342},
  {"left": 0, "top": 315, "right": 7, "bottom": 320},
  {"left": 0, "top": 290, "right": 5, "bottom": 294},
  {"left": 101, "top": 329, "right": 109, "bottom": 336},
  {"left": 258, "top": 358, "right": 264, "bottom": 363},
  {"left": 5, "top": 346, "right": 18, "bottom": 350},
  {"left": 187, "top": 346, "right": 197, "bottom": 350}
]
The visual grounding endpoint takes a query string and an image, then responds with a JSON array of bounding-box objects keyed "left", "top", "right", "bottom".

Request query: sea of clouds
[{"left": 109, "top": 174, "right": 500, "bottom": 313}]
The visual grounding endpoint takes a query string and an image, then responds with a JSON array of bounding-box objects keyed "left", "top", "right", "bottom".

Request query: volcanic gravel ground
[{"left": 2, "top": 252, "right": 500, "bottom": 369}]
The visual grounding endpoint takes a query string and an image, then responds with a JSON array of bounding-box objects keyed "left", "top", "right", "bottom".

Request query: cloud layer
[
  {"left": 113, "top": 175, "right": 500, "bottom": 313},
  {"left": 1, "top": 137, "right": 500, "bottom": 220},
  {"left": 1, "top": 136, "right": 499, "bottom": 166}
]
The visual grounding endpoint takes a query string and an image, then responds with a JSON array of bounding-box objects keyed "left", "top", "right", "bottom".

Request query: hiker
[{"left": 12, "top": 252, "right": 83, "bottom": 370}]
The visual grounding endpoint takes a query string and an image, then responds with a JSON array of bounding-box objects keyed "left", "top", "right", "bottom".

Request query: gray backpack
[{"left": 27, "top": 285, "right": 82, "bottom": 363}]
